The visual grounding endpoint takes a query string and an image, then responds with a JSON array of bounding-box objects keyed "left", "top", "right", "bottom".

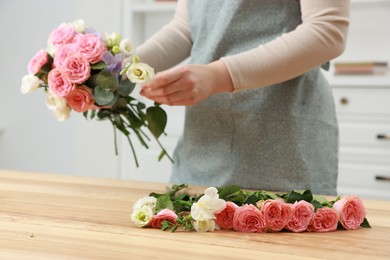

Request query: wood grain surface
[{"left": 0, "top": 169, "right": 389, "bottom": 259}]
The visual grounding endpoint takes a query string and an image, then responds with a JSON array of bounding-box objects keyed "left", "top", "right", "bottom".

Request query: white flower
[
  {"left": 46, "top": 42, "right": 56, "bottom": 57},
  {"left": 133, "top": 196, "right": 157, "bottom": 214},
  {"left": 119, "top": 39, "right": 133, "bottom": 57},
  {"left": 191, "top": 187, "right": 226, "bottom": 222},
  {"left": 46, "top": 91, "right": 71, "bottom": 122},
  {"left": 194, "top": 219, "right": 217, "bottom": 232},
  {"left": 102, "top": 32, "right": 121, "bottom": 48},
  {"left": 72, "top": 19, "right": 86, "bottom": 33},
  {"left": 126, "top": 62, "right": 155, "bottom": 84},
  {"left": 131, "top": 205, "right": 154, "bottom": 228},
  {"left": 20, "top": 74, "right": 40, "bottom": 94}
]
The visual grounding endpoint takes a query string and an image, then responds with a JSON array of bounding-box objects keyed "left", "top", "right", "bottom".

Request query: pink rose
[
  {"left": 307, "top": 207, "right": 338, "bottom": 232},
  {"left": 53, "top": 44, "right": 76, "bottom": 68},
  {"left": 149, "top": 209, "right": 178, "bottom": 228},
  {"left": 285, "top": 200, "right": 315, "bottom": 233},
  {"left": 27, "top": 49, "right": 49, "bottom": 74},
  {"left": 62, "top": 54, "right": 90, "bottom": 84},
  {"left": 215, "top": 202, "right": 238, "bottom": 230},
  {"left": 65, "top": 85, "right": 94, "bottom": 113},
  {"left": 48, "top": 68, "right": 75, "bottom": 97},
  {"left": 260, "top": 198, "right": 292, "bottom": 232},
  {"left": 233, "top": 204, "right": 266, "bottom": 233},
  {"left": 49, "top": 25, "right": 75, "bottom": 47},
  {"left": 76, "top": 34, "right": 106, "bottom": 64},
  {"left": 333, "top": 195, "right": 366, "bottom": 230}
]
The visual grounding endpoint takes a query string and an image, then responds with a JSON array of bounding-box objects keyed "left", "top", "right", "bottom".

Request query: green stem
[
  {"left": 112, "top": 120, "right": 118, "bottom": 155},
  {"left": 126, "top": 135, "right": 139, "bottom": 168},
  {"left": 154, "top": 137, "right": 174, "bottom": 163}
]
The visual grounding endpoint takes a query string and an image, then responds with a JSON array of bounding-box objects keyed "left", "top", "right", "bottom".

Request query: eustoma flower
[
  {"left": 131, "top": 196, "right": 157, "bottom": 228},
  {"left": 191, "top": 187, "right": 226, "bottom": 232},
  {"left": 333, "top": 195, "right": 366, "bottom": 230},
  {"left": 150, "top": 209, "right": 178, "bottom": 228},
  {"left": 125, "top": 57, "right": 155, "bottom": 84}
]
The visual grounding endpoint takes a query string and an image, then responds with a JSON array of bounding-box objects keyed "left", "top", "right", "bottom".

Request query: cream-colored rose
[
  {"left": 46, "top": 91, "right": 71, "bottom": 122},
  {"left": 72, "top": 19, "right": 86, "bottom": 33},
  {"left": 133, "top": 196, "right": 157, "bottom": 214},
  {"left": 119, "top": 39, "right": 133, "bottom": 57},
  {"left": 20, "top": 74, "right": 41, "bottom": 94},
  {"left": 126, "top": 62, "right": 155, "bottom": 84},
  {"left": 131, "top": 205, "right": 154, "bottom": 227},
  {"left": 194, "top": 219, "right": 216, "bottom": 232}
]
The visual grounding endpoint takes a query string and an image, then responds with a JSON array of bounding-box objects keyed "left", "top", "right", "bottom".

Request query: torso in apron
[{"left": 170, "top": 0, "right": 338, "bottom": 195}]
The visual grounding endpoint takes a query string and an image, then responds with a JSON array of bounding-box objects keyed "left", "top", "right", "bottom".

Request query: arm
[
  {"left": 222, "top": 0, "right": 350, "bottom": 91},
  {"left": 141, "top": 0, "right": 350, "bottom": 105},
  {"left": 134, "top": 0, "right": 191, "bottom": 72}
]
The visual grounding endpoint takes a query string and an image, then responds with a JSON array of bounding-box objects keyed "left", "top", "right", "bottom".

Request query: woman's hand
[{"left": 140, "top": 60, "right": 234, "bottom": 106}]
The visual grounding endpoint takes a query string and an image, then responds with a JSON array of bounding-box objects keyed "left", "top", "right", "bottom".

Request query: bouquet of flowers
[
  {"left": 21, "top": 20, "right": 172, "bottom": 166},
  {"left": 131, "top": 184, "right": 371, "bottom": 233}
]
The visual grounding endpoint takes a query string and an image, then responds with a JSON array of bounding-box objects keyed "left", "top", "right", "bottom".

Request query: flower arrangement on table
[
  {"left": 21, "top": 20, "right": 172, "bottom": 166},
  {"left": 131, "top": 184, "right": 371, "bottom": 233}
]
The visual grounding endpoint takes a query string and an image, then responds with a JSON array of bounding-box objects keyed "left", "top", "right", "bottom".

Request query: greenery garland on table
[{"left": 131, "top": 184, "right": 371, "bottom": 233}]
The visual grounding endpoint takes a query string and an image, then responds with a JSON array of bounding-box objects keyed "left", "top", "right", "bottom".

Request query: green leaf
[
  {"left": 311, "top": 200, "right": 324, "bottom": 211},
  {"left": 158, "top": 149, "right": 166, "bottom": 161},
  {"left": 283, "top": 190, "right": 313, "bottom": 204},
  {"left": 156, "top": 195, "right": 174, "bottom": 212},
  {"left": 91, "top": 61, "right": 106, "bottom": 70},
  {"left": 96, "top": 109, "right": 111, "bottom": 120},
  {"left": 117, "top": 78, "right": 136, "bottom": 96},
  {"left": 219, "top": 185, "right": 241, "bottom": 200},
  {"left": 93, "top": 86, "right": 115, "bottom": 106},
  {"left": 96, "top": 70, "right": 119, "bottom": 91},
  {"left": 360, "top": 218, "right": 372, "bottom": 228},
  {"left": 146, "top": 106, "right": 167, "bottom": 138},
  {"left": 244, "top": 194, "right": 259, "bottom": 205}
]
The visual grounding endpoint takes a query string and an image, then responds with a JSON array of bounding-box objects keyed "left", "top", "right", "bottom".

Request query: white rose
[
  {"left": 126, "top": 62, "right": 155, "bottom": 84},
  {"left": 20, "top": 74, "right": 40, "bottom": 94},
  {"left": 119, "top": 39, "right": 133, "bottom": 57},
  {"left": 132, "top": 196, "right": 157, "bottom": 214},
  {"left": 72, "top": 19, "right": 86, "bottom": 33},
  {"left": 46, "top": 91, "right": 71, "bottom": 122},
  {"left": 131, "top": 205, "right": 154, "bottom": 227},
  {"left": 191, "top": 187, "right": 226, "bottom": 221},
  {"left": 194, "top": 219, "right": 216, "bottom": 232}
]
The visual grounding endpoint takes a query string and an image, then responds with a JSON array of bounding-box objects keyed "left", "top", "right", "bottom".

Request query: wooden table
[{"left": 1, "top": 169, "right": 390, "bottom": 259}]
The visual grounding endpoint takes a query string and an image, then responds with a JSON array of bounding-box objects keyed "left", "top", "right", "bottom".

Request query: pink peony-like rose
[
  {"left": 65, "top": 85, "right": 94, "bottom": 113},
  {"left": 62, "top": 54, "right": 90, "bottom": 84},
  {"left": 307, "top": 207, "right": 338, "bottom": 232},
  {"left": 215, "top": 202, "right": 238, "bottom": 230},
  {"left": 76, "top": 34, "right": 106, "bottom": 64},
  {"left": 48, "top": 68, "right": 75, "bottom": 97},
  {"left": 149, "top": 209, "right": 178, "bottom": 228},
  {"left": 49, "top": 25, "right": 75, "bottom": 47},
  {"left": 233, "top": 204, "right": 266, "bottom": 233},
  {"left": 333, "top": 195, "right": 366, "bottom": 230},
  {"left": 285, "top": 200, "right": 315, "bottom": 233},
  {"left": 53, "top": 44, "right": 76, "bottom": 68},
  {"left": 27, "top": 49, "right": 49, "bottom": 74},
  {"left": 260, "top": 198, "right": 292, "bottom": 232}
]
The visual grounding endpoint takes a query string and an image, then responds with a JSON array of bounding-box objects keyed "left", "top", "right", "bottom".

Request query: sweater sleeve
[
  {"left": 134, "top": 0, "right": 191, "bottom": 73},
  {"left": 221, "top": 0, "right": 350, "bottom": 92}
]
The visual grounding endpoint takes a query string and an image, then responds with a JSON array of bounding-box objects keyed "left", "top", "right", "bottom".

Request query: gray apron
[{"left": 170, "top": 0, "right": 338, "bottom": 195}]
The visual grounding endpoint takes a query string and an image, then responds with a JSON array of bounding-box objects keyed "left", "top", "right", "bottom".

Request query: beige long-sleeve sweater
[{"left": 135, "top": 0, "right": 349, "bottom": 92}]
